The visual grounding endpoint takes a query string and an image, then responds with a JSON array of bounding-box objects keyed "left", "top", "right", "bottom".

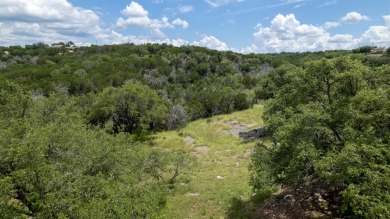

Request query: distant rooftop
[{"left": 371, "top": 47, "right": 388, "bottom": 54}]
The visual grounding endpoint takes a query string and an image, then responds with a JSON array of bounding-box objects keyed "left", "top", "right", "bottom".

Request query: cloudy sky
[{"left": 0, "top": 0, "right": 389, "bottom": 53}]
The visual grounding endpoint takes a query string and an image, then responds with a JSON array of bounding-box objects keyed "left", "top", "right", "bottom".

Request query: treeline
[
  {"left": 250, "top": 56, "right": 390, "bottom": 218},
  {"left": 1, "top": 43, "right": 269, "bottom": 127},
  {"left": 1, "top": 43, "right": 389, "bottom": 127}
]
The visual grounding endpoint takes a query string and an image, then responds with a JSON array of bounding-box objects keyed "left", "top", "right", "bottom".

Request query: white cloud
[
  {"left": 318, "top": 0, "right": 338, "bottom": 7},
  {"left": 328, "top": 34, "right": 353, "bottom": 43},
  {"left": 0, "top": 0, "right": 191, "bottom": 47},
  {"left": 97, "top": 31, "right": 151, "bottom": 45},
  {"left": 192, "top": 35, "right": 230, "bottom": 51},
  {"left": 239, "top": 44, "right": 258, "bottom": 54},
  {"left": 250, "top": 13, "right": 390, "bottom": 53},
  {"left": 179, "top": 5, "right": 193, "bottom": 13},
  {"left": 0, "top": 0, "right": 102, "bottom": 45},
  {"left": 361, "top": 15, "right": 390, "bottom": 45},
  {"left": 0, "top": 0, "right": 91, "bottom": 22},
  {"left": 204, "top": 0, "right": 243, "bottom": 7},
  {"left": 116, "top": 2, "right": 153, "bottom": 28},
  {"left": 255, "top": 14, "right": 325, "bottom": 40},
  {"left": 122, "top": 1, "right": 149, "bottom": 17},
  {"left": 97, "top": 30, "right": 189, "bottom": 47},
  {"left": 115, "top": 1, "right": 188, "bottom": 38},
  {"left": 322, "top": 22, "right": 340, "bottom": 29},
  {"left": 116, "top": 17, "right": 150, "bottom": 27},
  {"left": 385, "top": 15, "right": 390, "bottom": 26},
  {"left": 204, "top": 0, "right": 229, "bottom": 7},
  {"left": 169, "top": 38, "right": 189, "bottom": 47},
  {"left": 172, "top": 18, "right": 189, "bottom": 29},
  {"left": 341, "top": 12, "right": 369, "bottom": 24},
  {"left": 252, "top": 14, "right": 362, "bottom": 53},
  {"left": 326, "top": 34, "right": 360, "bottom": 50}
]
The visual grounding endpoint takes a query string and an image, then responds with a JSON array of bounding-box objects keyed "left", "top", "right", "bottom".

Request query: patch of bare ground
[
  {"left": 226, "top": 121, "right": 249, "bottom": 137},
  {"left": 253, "top": 179, "right": 342, "bottom": 219},
  {"left": 186, "top": 192, "right": 200, "bottom": 196},
  {"left": 184, "top": 136, "right": 196, "bottom": 144},
  {"left": 191, "top": 146, "right": 209, "bottom": 156}
]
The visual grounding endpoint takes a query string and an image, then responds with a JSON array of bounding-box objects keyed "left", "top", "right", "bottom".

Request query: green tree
[
  {"left": 251, "top": 57, "right": 390, "bottom": 218},
  {"left": 87, "top": 81, "right": 168, "bottom": 134},
  {"left": 0, "top": 86, "right": 182, "bottom": 218}
]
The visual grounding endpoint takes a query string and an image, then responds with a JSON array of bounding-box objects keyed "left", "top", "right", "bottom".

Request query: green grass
[{"left": 154, "top": 104, "right": 265, "bottom": 218}]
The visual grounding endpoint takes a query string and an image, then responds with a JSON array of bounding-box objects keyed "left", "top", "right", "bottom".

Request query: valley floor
[{"left": 154, "top": 104, "right": 266, "bottom": 218}]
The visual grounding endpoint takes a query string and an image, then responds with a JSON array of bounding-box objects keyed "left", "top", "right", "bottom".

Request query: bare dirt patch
[
  {"left": 226, "top": 121, "right": 249, "bottom": 137},
  {"left": 194, "top": 146, "right": 209, "bottom": 152},
  {"left": 184, "top": 136, "right": 196, "bottom": 145},
  {"left": 191, "top": 146, "right": 210, "bottom": 156},
  {"left": 186, "top": 192, "right": 200, "bottom": 196}
]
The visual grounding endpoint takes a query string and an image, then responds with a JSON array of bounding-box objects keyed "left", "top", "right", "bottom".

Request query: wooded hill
[{"left": 0, "top": 43, "right": 389, "bottom": 218}]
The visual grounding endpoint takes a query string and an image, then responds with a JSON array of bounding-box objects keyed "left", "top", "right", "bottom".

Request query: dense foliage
[
  {"left": 0, "top": 43, "right": 263, "bottom": 218},
  {"left": 0, "top": 83, "right": 195, "bottom": 218},
  {"left": 0, "top": 43, "right": 267, "bottom": 126},
  {"left": 1, "top": 43, "right": 389, "bottom": 218},
  {"left": 251, "top": 56, "right": 390, "bottom": 218},
  {"left": 87, "top": 82, "right": 169, "bottom": 134}
]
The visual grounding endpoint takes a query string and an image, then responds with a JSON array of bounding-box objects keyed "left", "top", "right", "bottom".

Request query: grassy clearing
[{"left": 154, "top": 104, "right": 265, "bottom": 218}]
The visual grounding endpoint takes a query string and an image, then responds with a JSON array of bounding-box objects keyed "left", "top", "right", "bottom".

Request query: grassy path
[{"left": 154, "top": 104, "right": 265, "bottom": 218}]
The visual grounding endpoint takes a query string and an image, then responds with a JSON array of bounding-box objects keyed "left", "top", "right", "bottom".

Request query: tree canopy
[{"left": 251, "top": 57, "right": 390, "bottom": 218}]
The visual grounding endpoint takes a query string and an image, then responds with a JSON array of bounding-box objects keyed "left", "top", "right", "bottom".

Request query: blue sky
[{"left": 0, "top": 0, "right": 389, "bottom": 53}]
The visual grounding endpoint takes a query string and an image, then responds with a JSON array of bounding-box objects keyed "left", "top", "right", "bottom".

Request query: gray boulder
[{"left": 239, "top": 127, "right": 268, "bottom": 139}]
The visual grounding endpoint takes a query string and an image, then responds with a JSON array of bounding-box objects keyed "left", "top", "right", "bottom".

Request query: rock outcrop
[{"left": 239, "top": 127, "right": 268, "bottom": 139}]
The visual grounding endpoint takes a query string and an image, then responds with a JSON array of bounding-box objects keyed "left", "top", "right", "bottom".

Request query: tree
[
  {"left": 0, "top": 87, "right": 181, "bottom": 218},
  {"left": 254, "top": 63, "right": 302, "bottom": 100},
  {"left": 352, "top": 46, "right": 374, "bottom": 54},
  {"left": 66, "top": 41, "right": 75, "bottom": 46},
  {"left": 233, "top": 92, "right": 250, "bottom": 111},
  {"left": 166, "top": 104, "right": 188, "bottom": 130},
  {"left": 87, "top": 81, "right": 168, "bottom": 134},
  {"left": 251, "top": 56, "right": 390, "bottom": 218}
]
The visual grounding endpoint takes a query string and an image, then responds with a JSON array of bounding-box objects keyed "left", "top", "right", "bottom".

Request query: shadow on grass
[
  {"left": 226, "top": 190, "right": 273, "bottom": 219},
  {"left": 226, "top": 197, "right": 253, "bottom": 219}
]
